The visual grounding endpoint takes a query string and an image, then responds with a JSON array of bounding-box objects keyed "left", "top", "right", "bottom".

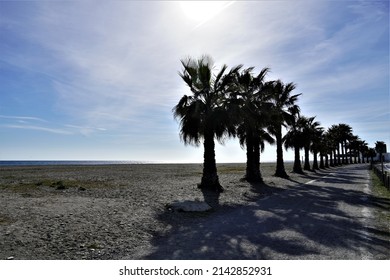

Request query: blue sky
[{"left": 0, "top": 1, "right": 389, "bottom": 162}]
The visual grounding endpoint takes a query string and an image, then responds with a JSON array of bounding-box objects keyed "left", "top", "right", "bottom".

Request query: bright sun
[{"left": 180, "top": 1, "right": 234, "bottom": 27}]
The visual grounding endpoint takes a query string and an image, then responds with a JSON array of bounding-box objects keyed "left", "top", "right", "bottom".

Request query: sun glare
[{"left": 180, "top": 1, "right": 234, "bottom": 28}]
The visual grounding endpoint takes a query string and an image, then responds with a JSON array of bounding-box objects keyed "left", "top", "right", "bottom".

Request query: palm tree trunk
[
  {"left": 200, "top": 130, "right": 223, "bottom": 192},
  {"left": 274, "top": 126, "right": 288, "bottom": 178},
  {"left": 313, "top": 149, "right": 319, "bottom": 170},
  {"left": 293, "top": 145, "right": 303, "bottom": 174},
  {"left": 329, "top": 152, "right": 334, "bottom": 167},
  {"left": 337, "top": 146, "right": 341, "bottom": 165},
  {"left": 245, "top": 130, "right": 257, "bottom": 182},
  {"left": 253, "top": 136, "right": 263, "bottom": 182},
  {"left": 319, "top": 152, "right": 325, "bottom": 169},
  {"left": 304, "top": 145, "right": 311, "bottom": 171},
  {"left": 349, "top": 143, "right": 353, "bottom": 164},
  {"left": 325, "top": 154, "right": 329, "bottom": 168},
  {"left": 341, "top": 141, "right": 346, "bottom": 164}
]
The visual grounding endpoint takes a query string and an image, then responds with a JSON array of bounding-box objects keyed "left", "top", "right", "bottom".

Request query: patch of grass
[
  {"left": 371, "top": 171, "right": 390, "bottom": 198},
  {"left": 217, "top": 164, "right": 246, "bottom": 174},
  {"left": 370, "top": 170, "right": 390, "bottom": 226}
]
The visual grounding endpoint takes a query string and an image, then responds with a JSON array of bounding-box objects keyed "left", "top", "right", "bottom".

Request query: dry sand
[{"left": 0, "top": 162, "right": 331, "bottom": 259}]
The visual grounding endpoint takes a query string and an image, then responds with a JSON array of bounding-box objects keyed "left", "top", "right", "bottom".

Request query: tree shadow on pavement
[{"left": 141, "top": 165, "right": 390, "bottom": 260}]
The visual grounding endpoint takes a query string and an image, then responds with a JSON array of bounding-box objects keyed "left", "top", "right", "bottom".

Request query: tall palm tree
[
  {"left": 173, "top": 55, "right": 241, "bottom": 192},
  {"left": 328, "top": 125, "right": 342, "bottom": 166},
  {"left": 348, "top": 135, "right": 360, "bottom": 164},
  {"left": 311, "top": 124, "right": 324, "bottom": 170},
  {"left": 267, "top": 80, "right": 301, "bottom": 178},
  {"left": 233, "top": 67, "right": 273, "bottom": 182},
  {"left": 284, "top": 114, "right": 305, "bottom": 174},
  {"left": 367, "top": 147, "right": 377, "bottom": 163},
  {"left": 337, "top": 123, "right": 353, "bottom": 164},
  {"left": 375, "top": 141, "right": 386, "bottom": 162},
  {"left": 302, "top": 116, "right": 321, "bottom": 171},
  {"left": 360, "top": 140, "right": 368, "bottom": 163},
  {"left": 355, "top": 137, "right": 365, "bottom": 164},
  {"left": 318, "top": 132, "right": 332, "bottom": 169}
]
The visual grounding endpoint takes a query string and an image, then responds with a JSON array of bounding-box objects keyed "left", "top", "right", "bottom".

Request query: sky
[{"left": 0, "top": 0, "right": 389, "bottom": 163}]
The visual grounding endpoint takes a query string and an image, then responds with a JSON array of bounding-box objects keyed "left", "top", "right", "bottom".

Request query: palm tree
[
  {"left": 360, "top": 141, "right": 368, "bottom": 163},
  {"left": 355, "top": 136, "right": 367, "bottom": 163},
  {"left": 375, "top": 141, "right": 386, "bottom": 163},
  {"left": 348, "top": 135, "right": 361, "bottom": 164},
  {"left": 328, "top": 125, "right": 342, "bottom": 166},
  {"left": 337, "top": 123, "right": 353, "bottom": 164},
  {"left": 302, "top": 116, "right": 321, "bottom": 171},
  {"left": 367, "top": 147, "right": 377, "bottom": 163},
  {"left": 318, "top": 132, "right": 332, "bottom": 169},
  {"left": 233, "top": 67, "right": 273, "bottom": 182},
  {"left": 375, "top": 141, "right": 386, "bottom": 157},
  {"left": 173, "top": 55, "right": 241, "bottom": 192},
  {"left": 284, "top": 114, "right": 305, "bottom": 174},
  {"left": 267, "top": 80, "right": 301, "bottom": 178},
  {"left": 311, "top": 123, "right": 324, "bottom": 170}
]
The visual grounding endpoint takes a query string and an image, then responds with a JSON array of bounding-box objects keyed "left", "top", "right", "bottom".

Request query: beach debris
[
  {"left": 168, "top": 200, "right": 212, "bottom": 212},
  {"left": 6, "top": 256, "right": 14, "bottom": 260}
]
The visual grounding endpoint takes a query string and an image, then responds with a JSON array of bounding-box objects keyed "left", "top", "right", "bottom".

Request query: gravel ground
[{"left": 0, "top": 163, "right": 331, "bottom": 260}]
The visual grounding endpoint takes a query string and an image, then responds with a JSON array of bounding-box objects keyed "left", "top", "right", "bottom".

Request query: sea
[{"left": 0, "top": 161, "right": 154, "bottom": 166}]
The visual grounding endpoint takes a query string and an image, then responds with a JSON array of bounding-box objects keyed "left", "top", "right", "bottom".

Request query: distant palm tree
[
  {"left": 284, "top": 114, "right": 305, "bottom": 174},
  {"left": 328, "top": 125, "right": 342, "bottom": 166},
  {"left": 299, "top": 116, "right": 320, "bottom": 171},
  {"left": 267, "top": 80, "right": 301, "bottom": 178},
  {"left": 337, "top": 123, "right": 353, "bottom": 164},
  {"left": 375, "top": 141, "right": 386, "bottom": 162},
  {"left": 173, "top": 55, "right": 241, "bottom": 192},
  {"left": 318, "top": 132, "right": 331, "bottom": 169},
  {"left": 311, "top": 123, "right": 324, "bottom": 170},
  {"left": 233, "top": 67, "right": 273, "bottom": 182},
  {"left": 348, "top": 135, "right": 360, "bottom": 164},
  {"left": 360, "top": 140, "right": 368, "bottom": 163},
  {"left": 367, "top": 147, "right": 377, "bottom": 163}
]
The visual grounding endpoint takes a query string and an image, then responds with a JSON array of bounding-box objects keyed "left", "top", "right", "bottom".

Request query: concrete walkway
[{"left": 138, "top": 164, "right": 390, "bottom": 259}]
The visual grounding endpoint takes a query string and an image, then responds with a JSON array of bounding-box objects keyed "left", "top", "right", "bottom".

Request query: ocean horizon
[
  {"left": 0, "top": 160, "right": 281, "bottom": 166},
  {"left": 0, "top": 160, "right": 157, "bottom": 166}
]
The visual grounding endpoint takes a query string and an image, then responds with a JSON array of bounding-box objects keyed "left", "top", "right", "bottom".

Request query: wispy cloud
[
  {"left": 65, "top": 124, "right": 107, "bottom": 136},
  {"left": 3, "top": 124, "right": 73, "bottom": 135},
  {"left": 0, "top": 115, "right": 48, "bottom": 122}
]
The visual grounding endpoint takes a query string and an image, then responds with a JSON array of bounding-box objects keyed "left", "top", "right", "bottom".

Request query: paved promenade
[{"left": 141, "top": 164, "right": 390, "bottom": 259}]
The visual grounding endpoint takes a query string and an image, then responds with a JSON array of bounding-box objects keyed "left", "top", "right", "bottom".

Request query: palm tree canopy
[
  {"left": 375, "top": 141, "right": 386, "bottom": 153},
  {"left": 231, "top": 67, "right": 274, "bottom": 146},
  {"left": 173, "top": 55, "right": 242, "bottom": 146},
  {"left": 266, "top": 79, "right": 301, "bottom": 133}
]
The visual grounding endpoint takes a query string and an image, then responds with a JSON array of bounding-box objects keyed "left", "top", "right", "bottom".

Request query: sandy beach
[{"left": 0, "top": 163, "right": 339, "bottom": 259}]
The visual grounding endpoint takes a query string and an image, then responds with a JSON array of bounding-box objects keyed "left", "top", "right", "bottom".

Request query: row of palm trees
[{"left": 173, "top": 56, "right": 381, "bottom": 192}]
